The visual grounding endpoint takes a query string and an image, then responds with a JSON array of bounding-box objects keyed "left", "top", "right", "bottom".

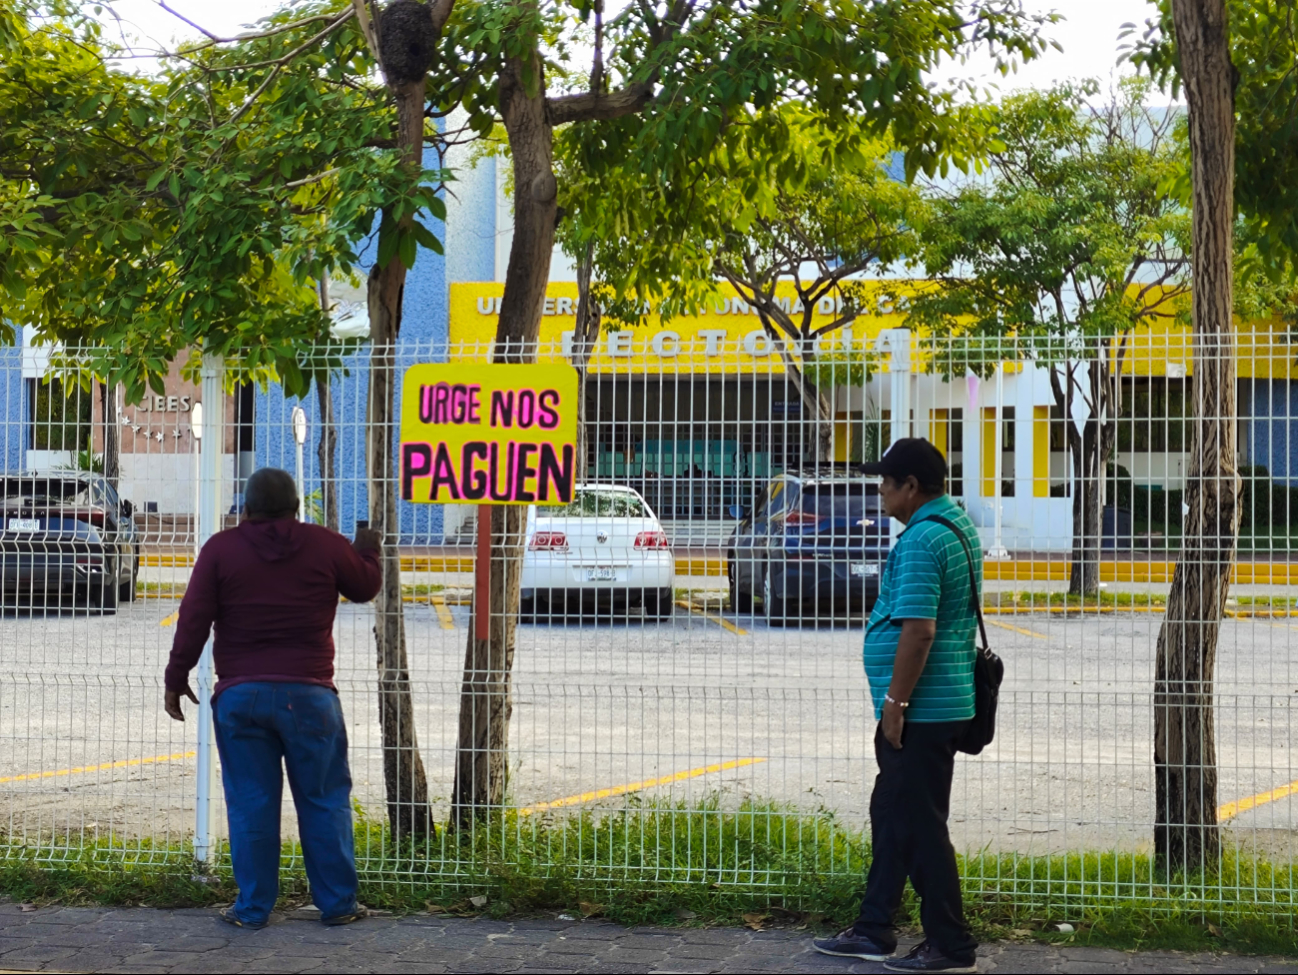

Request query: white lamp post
[{"left": 291, "top": 406, "right": 308, "bottom": 523}]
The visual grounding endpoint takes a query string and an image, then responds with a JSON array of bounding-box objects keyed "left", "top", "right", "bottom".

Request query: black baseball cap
[{"left": 860, "top": 437, "right": 948, "bottom": 490}]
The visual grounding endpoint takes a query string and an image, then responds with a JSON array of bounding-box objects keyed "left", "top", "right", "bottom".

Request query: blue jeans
[{"left": 213, "top": 682, "right": 358, "bottom": 924}]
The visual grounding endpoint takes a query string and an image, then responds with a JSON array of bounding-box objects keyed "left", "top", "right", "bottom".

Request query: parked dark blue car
[{"left": 726, "top": 466, "right": 888, "bottom": 624}]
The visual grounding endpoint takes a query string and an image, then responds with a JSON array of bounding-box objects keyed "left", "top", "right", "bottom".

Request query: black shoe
[
  {"left": 322, "top": 904, "right": 369, "bottom": 926},
  {"left": 812, "top": 926, "right": 895, "bottom": 961},
  {"left": 219, "top": 907, "right": 268, "bottom": 930},
  {"left": 883, "top": 941, "right": 977, "bottom": 973}
]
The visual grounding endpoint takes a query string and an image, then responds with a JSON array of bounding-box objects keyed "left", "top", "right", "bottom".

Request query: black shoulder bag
[{"left": 916, "top": 515, "right": 1004, "bottom": 756}]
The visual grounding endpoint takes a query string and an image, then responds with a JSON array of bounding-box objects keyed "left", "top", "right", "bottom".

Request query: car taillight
[
  {"left": 529, "top": 531, "right": 568, "bottom": 552},
  {"left": 74, "top": 509, "right": 105, "bottom": 527},
  {"left": 784, "top": 509, "right": 820, "bottom": 526},
  {"left": 634, "top": 531, "right": 669, "bottom": 550},
  {"left": 74, "top": 554, "right": 104, "bottom": 565}
]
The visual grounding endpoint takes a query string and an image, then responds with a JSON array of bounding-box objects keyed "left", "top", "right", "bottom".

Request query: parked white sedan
[{"left": 520, "top": 485, "right": 674, "bottom": 619}]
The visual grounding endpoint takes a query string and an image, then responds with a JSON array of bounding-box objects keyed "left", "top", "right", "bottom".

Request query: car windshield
[
  {"left": 539, "top": 490, "right": 646, "bottom": 518},
  {"left": 0, "top": 478, "right": 85, "bottom": 505},
  {"left": 800, "top": 483, "right": 878, "bottom": 519}
]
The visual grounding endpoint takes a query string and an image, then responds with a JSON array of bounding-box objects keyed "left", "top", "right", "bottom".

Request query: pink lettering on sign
[
  {"left": 419, "top": 383, "right": 482, "bottom": 424},
  {"left": 401, "top": 441, "right": 574, "bottom": 503},
  {"left": 489, "top": 388, "right": 563, "bottom": 429}
]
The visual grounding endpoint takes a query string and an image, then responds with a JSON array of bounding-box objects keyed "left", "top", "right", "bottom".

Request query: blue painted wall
[
  {"left": 254, "top": 147, "right": 451, "bottom": 542},
  {"left": 1244, "top": 379, "right": 1298, "bottom": 485},
  {"left": 0, "top": 330, "right": 26, "bottom": 472}
]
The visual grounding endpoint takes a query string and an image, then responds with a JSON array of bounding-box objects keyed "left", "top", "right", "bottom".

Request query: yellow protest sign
[{"left": 399, "top": 363, "right": 579, "bottom": 504}]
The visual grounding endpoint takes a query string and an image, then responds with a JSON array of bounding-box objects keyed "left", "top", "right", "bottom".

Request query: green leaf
[{"left": 398, "top": 229, "right": 417, "bottom": 269}]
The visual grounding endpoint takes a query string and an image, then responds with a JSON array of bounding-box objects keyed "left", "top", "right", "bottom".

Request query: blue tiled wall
[
  {"left": 1244, "top": 379, "right": 1298, "bottom": 485},
  {"left": 255, "top": 148, "right": 451, "bottom": 542},
  {"left": 0, "top": 331, "right": 25, "bottom": 471}
]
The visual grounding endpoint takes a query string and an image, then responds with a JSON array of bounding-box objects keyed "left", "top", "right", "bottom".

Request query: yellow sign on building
[
  {"left": 449, "top": 282, "right": 1296, "bottom": 379},
  {"left": 449, "top": 281, "right": 909, "bottom": 374}
]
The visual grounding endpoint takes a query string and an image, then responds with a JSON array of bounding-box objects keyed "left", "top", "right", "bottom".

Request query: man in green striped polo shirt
[{"left": 814, "top": 438, "right": 980, "bottom": 974}]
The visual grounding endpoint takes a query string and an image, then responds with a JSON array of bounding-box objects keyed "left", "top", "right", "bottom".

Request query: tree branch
[
  {"left": 285, "top": 167, "right": 342, "bottom": 189},
  {"left": 226, "top": 10, "right": 355, "bottom": 125},
  {"left": 168, "top": 11, "right": 348, "bottom": 56},
  {"left": 350, "top": 0, "right": 381, "bottom": 65},
  {"left": 547, "top": 81, "right": 653, "bottom": 124},
  {"left": 156, "top": 1, "right": 220, "bottom": 41}
]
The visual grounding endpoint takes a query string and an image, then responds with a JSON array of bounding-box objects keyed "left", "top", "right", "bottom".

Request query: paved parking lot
[{"left": 1, "top": 590, "right": 1297, "bottom": 856}]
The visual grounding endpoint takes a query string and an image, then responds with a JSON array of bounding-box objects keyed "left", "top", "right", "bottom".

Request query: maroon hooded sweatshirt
[{"left": 165, "top": 518, "right": 382, "bottom": 698}]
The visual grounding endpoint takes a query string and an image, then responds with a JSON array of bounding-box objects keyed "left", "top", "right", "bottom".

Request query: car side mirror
[
  {"left": 121, "top": 499, "right": 134, "bottom": 518},
  {"left": 728, "top": 504, "right": 747, "bottom": 520}
]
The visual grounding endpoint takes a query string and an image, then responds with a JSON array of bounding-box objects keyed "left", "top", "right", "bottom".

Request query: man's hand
[
  {"left": 354, "top": 527, "right": 381, "bottom": 553},
  {"left": 882, "top": 698, "right": 906, "bottom": 750},
  {"left": 165, "top": 686, "right": 199, "bottom": 722}
]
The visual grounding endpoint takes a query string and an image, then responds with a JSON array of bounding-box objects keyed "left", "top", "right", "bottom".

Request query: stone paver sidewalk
[{"left": 0, "top": 904, "right": 1295, "bottom": 974}]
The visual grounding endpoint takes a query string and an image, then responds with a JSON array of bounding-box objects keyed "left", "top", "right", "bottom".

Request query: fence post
[
  {"left": 987, "top": 362, "right": 1011, "bottom": 560},
  {"left": 194, "top": 353, "right": 225, "bottom": 865},
  {"left": 885, "top": 328, "right": 911, "bottom": 547}
]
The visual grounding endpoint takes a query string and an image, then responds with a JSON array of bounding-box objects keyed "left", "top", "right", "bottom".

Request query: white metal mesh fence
[{"left": 1, "top": 333, "right": 1295, "bottom": 914}]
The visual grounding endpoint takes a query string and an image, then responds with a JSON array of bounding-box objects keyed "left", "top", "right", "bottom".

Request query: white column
[
  {"left": 987, "top": 362, "right": 1011, "bottom": 560},
  {"left": 194, "top": 353, "right": 224, "bottom": 865},
  {"left": 885, "top": 329, "right": 912, "bottom": 547}
]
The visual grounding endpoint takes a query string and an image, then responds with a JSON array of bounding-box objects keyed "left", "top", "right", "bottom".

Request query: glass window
[
  {"left": 538, "top": 489, "right": 646, "bottom": 518},
  {"left": 800, "top": 483, "right": 880, "bottom": 519}
]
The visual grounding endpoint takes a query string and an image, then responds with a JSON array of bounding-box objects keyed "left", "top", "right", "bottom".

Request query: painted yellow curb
[{"left": 141, "top": 553, "right": 1298, "bottom": 585}]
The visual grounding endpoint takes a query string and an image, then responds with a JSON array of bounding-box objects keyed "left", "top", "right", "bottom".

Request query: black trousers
[{"left": 853, "top": 720, "right": 977, "bottom": 964}]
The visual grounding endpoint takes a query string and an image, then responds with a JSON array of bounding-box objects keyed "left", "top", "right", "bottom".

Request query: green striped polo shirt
[{"left": 863, "top": 494, "right": 981, "bottom": 723}]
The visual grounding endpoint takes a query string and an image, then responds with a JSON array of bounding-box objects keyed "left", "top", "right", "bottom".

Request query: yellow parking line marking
[
  {"left": 159, "top": 610, "right": 180, "bottom": 627},
  {"left": 431, "top": 595, "right": 456, "bottom": 630},
  {"left": 677, "top": 600, "right": 747, "bottom": 635},
  {"left": 987, "top": 619, "right": 1048, "bottom": 640},
  {"left": 520, "top": 758, "right": 767, "bottom": 815},
  {"left": 1219, "top": 776, "right": 1298, "bottom": 822},
  {"left": 0, "top": 750, "right": 196, "bottom": 785}
]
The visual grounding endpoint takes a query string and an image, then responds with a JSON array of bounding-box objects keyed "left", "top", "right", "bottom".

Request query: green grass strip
[{"left": 3, "top": 800, "right": 1297, "bottom": 955}]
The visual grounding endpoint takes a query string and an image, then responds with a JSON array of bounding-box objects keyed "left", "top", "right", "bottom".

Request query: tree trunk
[
  {"left": 451, "top": 50, "right": 556, "bottom": 823},
  {"left": 316, "top": 376, "right": 339, "bottom": 531},
  {"left": 317, "top": 274, "right": 339, "bottom": 532},
  {"left": 1058, "top": 357, "right": 1120, "bottom": 599},
  {"left": 572, "top": 241, "right": 601, "bottom": 483},
  {"left": 365, "top": 77, "right": 434, "bottom": 838},
  {"left": 1154, "top": 0, "right": 1240, "bottom": 874},
  {"left": 1069, "top": 453, "right": 1102, "bottom": 597},
  {"left": 99, "top": 381, "right": 120, "bottom": 489},
  {"left": 775, "top": 331, "right": 833, "bottom": 463}
]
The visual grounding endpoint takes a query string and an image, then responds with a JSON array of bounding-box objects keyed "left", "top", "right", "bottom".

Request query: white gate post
[
  {"left": 884, "top": 329, "right": 912, "bottom": 547},
  {"left": 194, "top": 353, "right": 225, "bottom": 864},
  {"left": 987, "top": 362, "right": 1011, "bottom": 560}
]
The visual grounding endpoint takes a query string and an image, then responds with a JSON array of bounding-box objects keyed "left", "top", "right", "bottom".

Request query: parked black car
[
  {"left": 726, "top": 466, "right": 889, "bottom": 624},
  {"left": 0, "top": 472, "right": 141, "bottom": 611}
]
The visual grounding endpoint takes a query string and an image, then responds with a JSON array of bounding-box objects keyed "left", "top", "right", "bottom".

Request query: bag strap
[{"left": 914, "top": 514, "right": 990, "bottom": 654}]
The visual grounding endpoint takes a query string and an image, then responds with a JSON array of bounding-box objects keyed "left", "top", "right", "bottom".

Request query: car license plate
[
  {"left": 851, "top": 563, "right": 880, "bottom": 578},
  {"left": 6, "top": 519, "right": 38, "bottom": 533},
  {"left": 586, "top": 567, "right": 617, "bottom": 581}
]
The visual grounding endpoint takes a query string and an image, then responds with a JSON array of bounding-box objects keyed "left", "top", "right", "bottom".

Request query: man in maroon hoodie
[{"left": 165, "top": 468, "right": 382, "bottom": 930}]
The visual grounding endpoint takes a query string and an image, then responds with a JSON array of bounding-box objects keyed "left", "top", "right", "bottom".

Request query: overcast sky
[{"left": 102, "top": 0, "right": 1165, "bottom": 97}]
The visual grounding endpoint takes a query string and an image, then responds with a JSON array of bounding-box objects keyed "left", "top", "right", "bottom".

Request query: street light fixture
[{"left": 291, "top": 406, "right": 308, "bottom": 522}]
